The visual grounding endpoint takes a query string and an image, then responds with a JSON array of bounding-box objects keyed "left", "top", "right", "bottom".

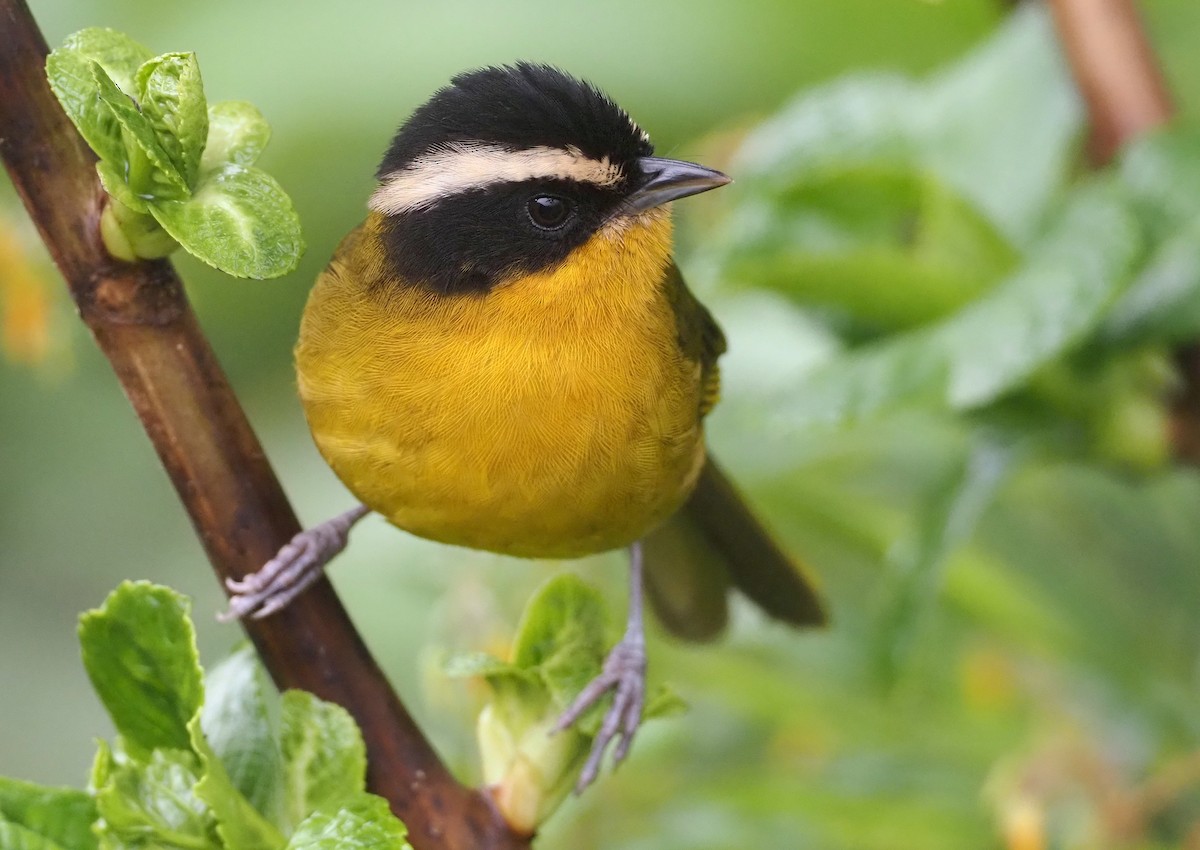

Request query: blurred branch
[
  {"left": 1047, "top": 0, "right": 1172, "bottom": 164},
  {"left": 1175, "top": 345, "right": 1200, "bottom": 463},
  {"left": 1046, "top": 0, "right": 1200, "bottom": 464},
  {"left": 0, "top": 2, "right": 527, "bottom": 848}
]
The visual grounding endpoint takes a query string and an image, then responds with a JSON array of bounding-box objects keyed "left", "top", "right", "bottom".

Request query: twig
[
  {"left": 0, "top": 2, "right": 528, "bottom": 847},
  {"left": 1047, "top": 0, "right": 1172, "bottom": 164}
]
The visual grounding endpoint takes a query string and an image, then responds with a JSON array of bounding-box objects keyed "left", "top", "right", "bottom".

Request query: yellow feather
[{"left": 296, "top": 210, "right": 706, "bottom": 558}]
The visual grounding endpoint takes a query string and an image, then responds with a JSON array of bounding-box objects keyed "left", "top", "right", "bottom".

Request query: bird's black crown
[
  {"left": 377, "top": 63, "right": 654, "bottom": 178},
  {"left": 372, "top": 65, "right": 659, "bottom": 295}
]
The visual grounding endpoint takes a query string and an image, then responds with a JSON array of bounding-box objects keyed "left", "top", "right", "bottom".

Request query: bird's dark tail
[{"left": 642, "top": 455, "right": 827, "bottom": 641}]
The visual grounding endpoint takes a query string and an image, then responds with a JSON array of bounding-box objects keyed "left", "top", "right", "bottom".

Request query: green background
[{"left": 6, "top": 1, "right": 1200, "bottom": 848}]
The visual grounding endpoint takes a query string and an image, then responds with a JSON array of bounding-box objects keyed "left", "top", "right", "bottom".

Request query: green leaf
[
  {"left": 91, "top": 62, "right": 189, "bottom": 200},
  {"left": 1117, "top": 123, "right": 1200, "bottom": 230},
  {"left": 770, "top": 180, "right": 1141, "bottom": 429},
  {"left": 95, "top": 162, "right": 150, "bottom": 214},
  {"left": 202, "top": 102, "right": 272, "bottom": 171},
  {"left": 45, "top": 29, "right": 154, "bottom": 167},
  {"left": 1100, "top": 126, "right": 1200, "bottom": 345},
  {"left": 510, "top": 575, "right": 608, "bottom": 712},
  {"left": 189, "top": 718, "right": 285, "bottom": 850},
  {"left": 200, "top": 646, "right": 281, "bottom": 819},
  {"left": 1099, "top": 215, "right": 1200, "bottom": 345},
  {"left": 78, "top": 581, "right": 204, "bottom": 758},
  {"left": 733, "top": 72, "right": 919, "bottom": 191},
  {"left": 459, "top": 576, "right": 685, "bottom": 830},
  {"left": 45, "top": 29, "right": 301, "bottom": 278},
  {"left": 0, "top": 821, "right": 70, "bottom": 850},
  {"left": 134, "top": 53, "right": 208, "bottom": 188},
  {"left": 46, "top": 58, "right": 124, "bottom": 167},
  {"left": 284, "top": 796, "right": 410, "bottom": 850},
  {"left": 52, "top": 28, "right": 153, "bottom": 95},
  {"left": 711, "top": 7, "right": 1078, "bottom": 341},
  {"left": 931, "top": 185, "right": 1138, "bottom": 409},
  {"left": 92, "top": 748, "right": 217, "bottom": 850},
  {"left": 721, "top": 167, "right": 1017, "bottom": 329},
  {"left": 0, "top": 778, "right": 96, "bottom": 850},
  {"left": 147, "top": 164, "right": 304, "bottom": 279},
  {"left": 912, "top": 3, "right": 1081, "bottom": 244},
  {"left": 278, "top": 692, "right": 366, "bottom": 830},
  {"left": 732, "top": 5, "right": 1080, "bottom": 245},
  {"left": 443, "top": 576, "right": 614, "bottom": 703}
]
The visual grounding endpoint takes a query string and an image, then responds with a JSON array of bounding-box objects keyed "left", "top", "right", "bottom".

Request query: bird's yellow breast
[{"left": 296, "top": 211, "right": 706, "bottom": 558}]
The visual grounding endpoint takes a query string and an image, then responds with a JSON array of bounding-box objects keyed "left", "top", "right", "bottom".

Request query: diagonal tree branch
[
  {"left": 1046, "top": 0, "right": 1200, "bottom": 464},
  {"left": 0, "top": 2, "right": 528, "bottom": 847}
]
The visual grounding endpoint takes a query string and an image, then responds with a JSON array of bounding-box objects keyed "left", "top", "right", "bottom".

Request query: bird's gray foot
[
  {"left": 552, "top": 541, "right": 648, "bottom": 793},
  {"left": 552, "top": 631, "right": 646, "bottom": 793},
  {"left": 219, "top": 504, "right": 370, "bottom": 621}
]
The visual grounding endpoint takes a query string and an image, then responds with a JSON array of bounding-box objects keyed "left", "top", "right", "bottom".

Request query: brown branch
[
  {"left": 1046, "top": 0, "right": 1200, "bottom": 464},
  {"left": 1172, "top": 345, "right": 1200, "bottom": 463},
  {"left": 0, "top": 2, "right": 528, "bottom": 847},
  {"left": 1047, "top": 0, "right": 1172, "bottom": 164}
]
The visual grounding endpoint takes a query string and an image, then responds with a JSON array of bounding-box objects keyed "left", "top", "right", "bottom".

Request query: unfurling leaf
[
  {"left": 203, "top": 101, "right": 272, "bottom": 171},
  {"left": 45, "top": 29, "right": 304, "bottom": 278},
  {"left": 45, "top": 28, "right": 153, "bottom": 165},
  {"left": 91, "top": 62, "right": 189, "bottom": 200},
  {"left": 134, "top": 52, "right": 209, "bottom": 188},
  {"left": 446, "top": 574, "right": 684, "bottom": 833},
  {"left": 148, "top": 164, "right": 304, "bottom": 279}
]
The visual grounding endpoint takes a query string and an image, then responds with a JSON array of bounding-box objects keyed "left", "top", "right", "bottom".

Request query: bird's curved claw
[
  {"left": 219, "top": 504, "right": 369, "bottom": 621},
  {"left": 552, "top": 636, "right": 647, "bottom": 794}
]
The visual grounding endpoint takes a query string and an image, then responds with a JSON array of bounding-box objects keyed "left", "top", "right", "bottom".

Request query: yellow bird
[{"left": 225, "top": 63, "right": 825, "bottom": 789}]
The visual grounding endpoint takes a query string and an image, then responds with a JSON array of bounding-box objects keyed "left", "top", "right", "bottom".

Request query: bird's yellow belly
[{"left": 296, "top": 215, "right": 705, "bottom": 558}]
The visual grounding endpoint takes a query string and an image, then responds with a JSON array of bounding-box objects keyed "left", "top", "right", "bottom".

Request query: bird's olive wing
[{"left": 664, "top": 260, "right": 725, "bottom": 418}]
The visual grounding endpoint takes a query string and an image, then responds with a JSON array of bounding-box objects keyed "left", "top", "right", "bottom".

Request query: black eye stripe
[{"left": 379, "top": 176, "right": 626, "bottom": 295}]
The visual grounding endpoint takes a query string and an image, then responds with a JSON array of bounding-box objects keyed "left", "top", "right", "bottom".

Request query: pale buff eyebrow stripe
[{"left": 369, "top": 143, "right": 624, "bottom": 215}]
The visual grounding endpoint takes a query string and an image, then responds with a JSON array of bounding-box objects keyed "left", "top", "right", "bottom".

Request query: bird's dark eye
[{"left": 527, "top": 195, "right": 572, "bottom": 230}]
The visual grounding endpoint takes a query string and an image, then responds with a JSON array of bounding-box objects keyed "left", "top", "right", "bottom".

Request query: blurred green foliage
[{"left": 7, "top": 1, "right": 1200, "bottom": 848}]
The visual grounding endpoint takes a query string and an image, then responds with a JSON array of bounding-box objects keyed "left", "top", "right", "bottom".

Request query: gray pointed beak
[{"left": 624, "top": 156, "right": 731, "bottom": 214}]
